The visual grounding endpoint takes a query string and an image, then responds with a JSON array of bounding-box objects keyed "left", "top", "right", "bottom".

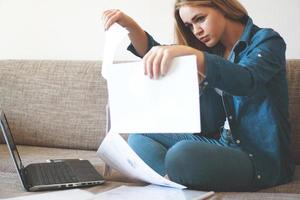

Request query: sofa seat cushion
[
  {"left": 1, "top": 173, "right": 300, "bottom": 200},
  {"left": 0, "top": 144, "right": 139, "bottom": 181},
  {"left": 0, "top": 144, "right": 144, "bottom": 198},
  {"left": 0, "top": 171, "right": 142, "bottom": 199},
  {"left": 1, "top": 145, "right": 300, "bottom": 198},
  {"left": 211, "top": 192, "right": 300, "bottom": 199},
  {"left": 0, "top": 144, "right": 106, "bottom": 173},
  {"left": 286, "top": 60, "right": 300, "bottom": 163},
  {"left": 258, "top": 165, "right": 300, "bottom": 193}
]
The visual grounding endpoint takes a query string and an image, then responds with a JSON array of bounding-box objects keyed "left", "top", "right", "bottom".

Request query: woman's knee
[
  {"left": 128, "top": 134, "right": 167, "bottom": 176},
  {"left": 164, "top": 140, "right": 254, "bottom": 191},
  {"left": 165, "top": 141, "right": 222, "bottom": 182},
  {"left": 165, "top": 140, "right": 198, "bottom": 178},
  {"left": 127, "top": 134, "right": 144, "bottom": 147}
]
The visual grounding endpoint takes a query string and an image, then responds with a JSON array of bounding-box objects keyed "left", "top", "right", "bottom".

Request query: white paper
[
  {"left": 2, "top": 189, "right": 94, "bottom": 200},
  {"left": 97, "top": 131, "right": 186, "bottom": 189},
  {"left": 106, "top": 55, "right": 201, "bottom": 133},
  {"left": 102, "top": 24, "right": 129, "bottom": 79},
  {"left": 93, "top": 185, "right": 214, "bottom": 200}
]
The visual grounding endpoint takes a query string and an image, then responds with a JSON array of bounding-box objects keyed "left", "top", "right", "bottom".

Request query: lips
[{"left": 200, "top": 36, "right": 210, "bottom": 43}]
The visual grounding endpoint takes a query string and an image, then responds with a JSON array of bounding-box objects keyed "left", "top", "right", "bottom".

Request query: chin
[
  {"left": 205, "top": 43, "right": 214, "bottom": 48},
  {"left": 205, "top": 40, "right": 218, "bottom": 48}
]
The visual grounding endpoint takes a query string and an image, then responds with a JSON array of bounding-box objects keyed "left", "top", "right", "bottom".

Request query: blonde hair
[{"left": 174, "top": 0, "right": 248, "bottom": 50}]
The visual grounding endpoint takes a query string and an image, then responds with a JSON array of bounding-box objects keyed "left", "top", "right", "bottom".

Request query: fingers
[
  {"left": 153, "top": 51, "right": 164, "bottom": 79},
  {"left": 102, "top": 9, "right": 122, "bottom": 30},
  {"left": 103, "top": 11, "right": 118, "bottom": 30},
  {"left": 143, "top": 46, "right": 173, "bottom": 79},
  {"left": 161, "top": 51, "right": 172, "bottom": 76},
  {"left": 143, "top": 50, "right": 154, "bottom": 78},
  {"left": 143, "top": 47, "right": 163, "bottom": 79}
]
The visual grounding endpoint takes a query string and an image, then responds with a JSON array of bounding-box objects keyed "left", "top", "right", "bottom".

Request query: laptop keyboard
[{"left": 34, "top": 162, "right": 78, "bottom": 185}]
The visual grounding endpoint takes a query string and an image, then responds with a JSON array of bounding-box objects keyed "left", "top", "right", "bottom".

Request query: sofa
[{"left": 0, "top": 59, "right": 299, "bottom": 199}]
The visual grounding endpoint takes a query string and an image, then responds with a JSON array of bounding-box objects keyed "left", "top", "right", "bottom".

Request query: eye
[{"left": 195, "top": 16, "right": 206, "bottom": 23}]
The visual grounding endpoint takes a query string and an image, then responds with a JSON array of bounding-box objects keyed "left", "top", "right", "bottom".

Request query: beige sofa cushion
[
  {"left": 0, "top": 59, "right": 299, "bottom": 164},
  {"left": 286, "top": 60, "right": 300, "bottom": 164},
  {"left": 0, "top": 144, "right": 300, "bottom": 198},
  {"left": 0, "top": 60, "right": 107, "bottom": 150}
]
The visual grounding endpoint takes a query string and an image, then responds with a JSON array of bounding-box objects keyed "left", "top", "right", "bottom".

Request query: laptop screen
[{"left": 0, "top": 111, "right": 24, "bottom": 172}]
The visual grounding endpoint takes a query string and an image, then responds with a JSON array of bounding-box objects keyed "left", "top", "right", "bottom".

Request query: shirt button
[
  {"left": 226, "top": 130, "right": 231, "bottom": 135},
  {"left": 249, "top": 154, "right": 253, "bottom": 157},
  {"left": 229, "top": 116, "right": 233, "bottom": 120},
  {"left": 204, "top": 81, "right": 208, "bottom": 86},
  {"left": 258, "top": 53, "right": 262, "bottom": 57},
  {"left": 236, "top": 140, "right": 241, "bottom": 144},
  {"left": 257, "top": 175, "right": 261, "bottom": 179}
]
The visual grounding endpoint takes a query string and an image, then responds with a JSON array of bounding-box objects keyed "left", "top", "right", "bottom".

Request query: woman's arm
[
  {"left": 141, "top": 29, "right": 286, "bottom": 97},
  {"left": 202, "top": 31, "right": 286, "bottom": 96}
]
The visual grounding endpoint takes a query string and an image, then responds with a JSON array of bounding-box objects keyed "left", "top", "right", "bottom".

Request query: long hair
[{"left": 174, "top": 0, "right": 248, "bottom": 51}]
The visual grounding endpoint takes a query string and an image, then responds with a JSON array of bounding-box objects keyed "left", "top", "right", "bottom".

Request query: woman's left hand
[{"left": 143, "top": 45, "right": 203, "bottom": 79}]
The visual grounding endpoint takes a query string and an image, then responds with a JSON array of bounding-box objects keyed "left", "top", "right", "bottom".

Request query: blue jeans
[{"left": 127, "top": 129, "right": 254, "bottom": 191}]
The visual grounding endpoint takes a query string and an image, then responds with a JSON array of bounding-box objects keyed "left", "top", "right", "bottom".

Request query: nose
[{"left": 192, "top": 23, "right": 203, "bottom": 37}]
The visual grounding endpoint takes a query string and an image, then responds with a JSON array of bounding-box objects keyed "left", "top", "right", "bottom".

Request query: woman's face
[{"left": 179, "top": 5, "right": 226, "bottom": 47}]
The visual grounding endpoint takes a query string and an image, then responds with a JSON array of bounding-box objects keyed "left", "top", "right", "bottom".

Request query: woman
[{"left": 102, "top": 0, "right": 294, "bottom": 191}]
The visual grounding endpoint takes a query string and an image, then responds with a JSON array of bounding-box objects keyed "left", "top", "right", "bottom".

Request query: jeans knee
[
  {"left": 165, "top": 141, "right": 218, "bottom": 187},
  {"left": 165, "top": 141, "right": 254, "bottom": 191},
  {"left": 165, "top": 141, "right": 192, "bottom": 177},
  {"left": 127, "top": 134, "right": 167, "bottom": 176},
  {"left": 127, "top": 134, "right": 144, "bottom": 147}
]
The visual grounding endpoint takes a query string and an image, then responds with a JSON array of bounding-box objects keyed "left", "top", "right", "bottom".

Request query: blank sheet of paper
[{"left": 106, "top": 55, "right": 201, "bottom": 133}]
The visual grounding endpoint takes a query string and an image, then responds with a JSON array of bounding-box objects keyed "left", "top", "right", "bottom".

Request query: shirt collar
[
  {"left": 210, "top": 16, "right": 254, "bottom": 56},
  {"left": 239, "top": 16, "right": 254, "bottom": 45},
  {"left": 231, "top": 16, "right": 254, "bottom": 55}
]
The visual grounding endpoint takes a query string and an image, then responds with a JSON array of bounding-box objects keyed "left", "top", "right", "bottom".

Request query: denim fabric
[
  {"left": 128, "top": 132, "right": 254, "bottom": 191},
  {"left": 127, "top": 17, "right": 295, "bottom": 189}
]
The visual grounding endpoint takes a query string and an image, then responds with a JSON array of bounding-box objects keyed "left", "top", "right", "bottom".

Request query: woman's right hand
[
  {"left": 102, "top": 9, "right": 149, "bottom": 57},
  {"left": 102, "top": 9, "right": 135, "bottom": 31}
]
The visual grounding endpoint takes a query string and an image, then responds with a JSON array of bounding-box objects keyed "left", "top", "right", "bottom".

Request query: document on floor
[
  {"left": 1, "top": 186, "right": 214, "bottom": 200},
  {"left": 97, "top": 131, "right": 186, "bottom": 189},
  {"left": 93, "top": 185, "right": 215, "bottom": 200},
  {"left": 2, "top": 189, "right": 94, "bottom": 200}
]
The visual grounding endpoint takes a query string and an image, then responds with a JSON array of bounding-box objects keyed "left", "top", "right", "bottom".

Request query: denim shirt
[{"left": 127, "top": 17, "right": 295, "bottom": 188}]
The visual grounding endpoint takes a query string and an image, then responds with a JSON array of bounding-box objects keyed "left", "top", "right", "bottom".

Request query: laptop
[{"left": 0, "top": 110, "right": 105, "bottom": 191}]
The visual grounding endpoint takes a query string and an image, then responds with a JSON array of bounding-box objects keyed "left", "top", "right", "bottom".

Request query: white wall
[
  {"left": 239, "top": 0, "right": 300, "bottom": 59},
  {"left": 0, "top": 0, "right": 299, "bottom": 60}
]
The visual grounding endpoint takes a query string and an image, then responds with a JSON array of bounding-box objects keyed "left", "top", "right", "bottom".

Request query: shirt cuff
[
  {"left": 127, "top": 31, "right": 160, "bottom": 58},
  {"left": 199, "top": 52, "right": 219, "bottom": 94},
  {"left": 203, "top": 51, "right": 223, "bottom": 88}
]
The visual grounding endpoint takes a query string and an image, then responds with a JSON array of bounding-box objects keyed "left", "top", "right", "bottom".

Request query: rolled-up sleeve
[
  {"left": 203, "top": 30, "right": 286, "bottom": 96},
  {"left": 127, "top": 32, "right": 160, "bottom": 58}
]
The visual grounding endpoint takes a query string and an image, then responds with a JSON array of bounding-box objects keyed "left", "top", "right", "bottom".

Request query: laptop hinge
[{"left": 20, "top": 167, "right": 31, "bottom": 191}]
